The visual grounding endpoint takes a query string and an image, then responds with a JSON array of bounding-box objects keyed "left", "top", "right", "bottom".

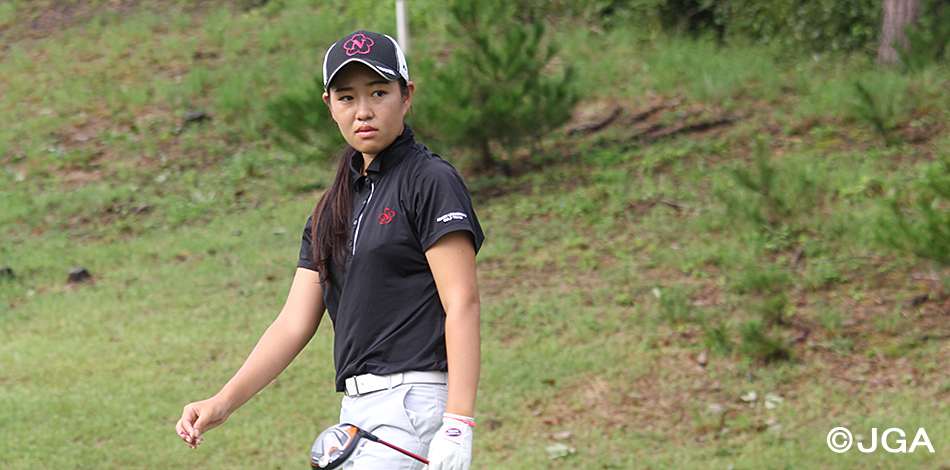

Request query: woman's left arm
[{"left": 426, "top": 230, "right": 481, "bottom": 418}]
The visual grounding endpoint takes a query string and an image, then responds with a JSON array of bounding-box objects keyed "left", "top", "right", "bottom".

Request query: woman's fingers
[
  {"left": 176, "top": 404, "right": 208, "bottom": 449},
  {"left": 177, "top": 427, "right": 198, "bottom": 449},
  {"left": 176, "top": 421, "right": 201, "bottom": 449},
  {"left": 176, "top": 420, "right": 195, "bottom": 449},
  {"left": 175, "top": 398, "right": 230, "bottom": 449}
]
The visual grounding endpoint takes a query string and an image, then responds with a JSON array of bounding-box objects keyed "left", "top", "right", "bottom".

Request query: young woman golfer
[{"left": 175, "top": 30, "right": 484, "bottom": 470}]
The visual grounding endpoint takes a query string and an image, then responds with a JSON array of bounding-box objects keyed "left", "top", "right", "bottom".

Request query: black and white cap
[{"left": 323, "top": 30, "right": 409, "bottom": 91}]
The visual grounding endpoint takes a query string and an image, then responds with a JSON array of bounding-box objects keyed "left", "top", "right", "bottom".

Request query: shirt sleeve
[
  {"left": 297, "top": 214, "right": 319, "bottom": 271},
  {"left": 412, "top": 159, "right": 485, "bottom": 253}
]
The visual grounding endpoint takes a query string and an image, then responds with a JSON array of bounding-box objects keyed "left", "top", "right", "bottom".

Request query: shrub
[
  {"left": 738, "top": 321, "right": 792, "bottom": 363},
  {"left": 877, "top": 156, "right": 950, "bottom": 266},
  {"left": 653, "top": 285, "right": 697, "bottom": 324},
  {"left": 714, "top": 0, "right": 880, "bottom": 53},
  {"left": 264, "top": 75, "right": 346, "bottom": 162},
  {"left": 901, "top": 0, "right": 950, "bottom": 70},
  {"left": 853, "top": 80, "right": 905, "bottom": 146},
  {"left": 556, "top": 0, "right": 881, "bottom": 54},
  {"left": 729, "top": 263, "right": 791, "bottom": 295},
  {"left": 412, "top": 0, "right": 578, "bottom": 171},
  {"left": 639, "top": 0, "right": 944, "bottom": 61},
  {"left": 755, "top": 291, "right": 789, "bottom": 326},
  {"left": 703, "top": 320, "right": 733, "bottom": 355},
  {"left": 717, "top": 137, "right": 817, "bottom": 230}
]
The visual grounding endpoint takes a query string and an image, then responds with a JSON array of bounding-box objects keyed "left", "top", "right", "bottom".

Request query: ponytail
[{"left": 311, "top": 145, "right": 357, "bottom": 286}]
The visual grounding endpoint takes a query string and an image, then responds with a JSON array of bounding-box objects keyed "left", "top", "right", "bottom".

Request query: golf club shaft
[
  {"left": 359, "top": 429, "right": 429, "bottom": 464},
  {"left": 377, "top": 438, "right": 429, "bottom": 464}
]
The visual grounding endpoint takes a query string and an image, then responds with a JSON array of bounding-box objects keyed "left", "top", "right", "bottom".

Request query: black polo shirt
[{"left": 298, "top": 125, "right": 485, "bottom": 392}]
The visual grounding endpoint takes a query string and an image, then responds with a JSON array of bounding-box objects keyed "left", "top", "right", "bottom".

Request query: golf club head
[{"left": 310, "top": 423, "right": 361, "bottom": 469}]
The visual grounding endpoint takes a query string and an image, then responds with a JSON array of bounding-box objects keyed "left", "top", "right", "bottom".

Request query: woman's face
[{"left": 324, "top": 63, "right": 414, "bottom": 161}]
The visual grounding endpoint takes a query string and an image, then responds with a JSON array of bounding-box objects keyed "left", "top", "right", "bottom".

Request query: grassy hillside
[{"left": 2, "top": 1, "right": 950, "bottom": 469}]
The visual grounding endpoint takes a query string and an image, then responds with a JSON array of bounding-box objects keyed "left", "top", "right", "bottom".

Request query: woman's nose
[{"left": 356, "top": 99, "right": 373, "bottom": 120}]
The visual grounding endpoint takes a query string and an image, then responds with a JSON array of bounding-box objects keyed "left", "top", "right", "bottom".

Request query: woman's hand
[
  {"left": 173, "top": 268, "right": 326, "bottom": 450},
  {"left": 175, "top": 397, "right": 232, "bottom": 449}
]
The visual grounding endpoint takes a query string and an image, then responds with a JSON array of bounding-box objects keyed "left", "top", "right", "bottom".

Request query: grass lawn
[{"left": 3, "top": 1, "right": 950, "bottom": 469}]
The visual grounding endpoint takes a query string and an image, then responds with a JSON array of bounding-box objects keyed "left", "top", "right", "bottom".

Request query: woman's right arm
[{"left": 175, "top": 267, "right": 326, "bottom": 449}]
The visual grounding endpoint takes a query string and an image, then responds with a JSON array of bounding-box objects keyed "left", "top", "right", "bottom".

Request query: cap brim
[{"left": 324, "top": 58, "right": 400, "bottom": 90}]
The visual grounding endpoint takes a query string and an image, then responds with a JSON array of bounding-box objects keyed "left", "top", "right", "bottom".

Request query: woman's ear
[{"left": 402, "top": 81, "right": 415, "bottom": 114}]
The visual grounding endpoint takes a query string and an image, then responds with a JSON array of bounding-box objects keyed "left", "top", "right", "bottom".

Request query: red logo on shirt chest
[{"left": 379, "top": 208, "right": 395, "bottom": 224}]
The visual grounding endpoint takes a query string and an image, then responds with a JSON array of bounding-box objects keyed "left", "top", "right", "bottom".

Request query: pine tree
[
  {"left": 878, "top": 158, "right": 950, "bottom": 265},
  {"left": 414, "top": 0, "right": 578, "bottom": 171}
]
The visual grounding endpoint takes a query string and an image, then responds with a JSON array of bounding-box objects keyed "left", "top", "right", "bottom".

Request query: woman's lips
[{"left": 356, "top": 127, "right": 378, "bottom": 138}]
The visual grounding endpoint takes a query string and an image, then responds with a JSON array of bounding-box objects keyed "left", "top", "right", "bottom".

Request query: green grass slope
[{"left": 2, "top": 1, "right": 950, "bottom": 469}]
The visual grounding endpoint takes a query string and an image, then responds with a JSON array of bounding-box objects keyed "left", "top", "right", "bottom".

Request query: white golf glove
[{"left": 426, "top": 413, "right": 474, "bottom": 470}]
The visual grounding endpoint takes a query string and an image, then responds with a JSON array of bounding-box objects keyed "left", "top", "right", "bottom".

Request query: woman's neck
[{"left": 360, "top": 153, "right": 376, "bottom": 175}]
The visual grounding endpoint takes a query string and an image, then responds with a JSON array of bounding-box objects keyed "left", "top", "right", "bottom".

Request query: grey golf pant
[{"left": 339, "top": 382, "right": 447, "bottom": 470}]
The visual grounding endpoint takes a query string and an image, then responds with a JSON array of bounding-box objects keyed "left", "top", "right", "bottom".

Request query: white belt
[{"left": 344, "top": 371, "right": 447, "bottom": 397}]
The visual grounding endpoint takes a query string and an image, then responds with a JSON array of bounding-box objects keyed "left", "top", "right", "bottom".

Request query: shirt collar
[{"left": 350, "top": 124, "right": 415, "bottom": 191}]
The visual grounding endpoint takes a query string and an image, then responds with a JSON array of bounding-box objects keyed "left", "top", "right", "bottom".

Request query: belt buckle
[{"left": 389, "top": 372, "right": 404, "bottom": 388}]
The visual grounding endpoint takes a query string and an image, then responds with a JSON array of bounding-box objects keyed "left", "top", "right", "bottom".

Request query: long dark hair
[
  {"left": 311, "top": 78, "right": 411, "bottom": 284},
  {"left": 310, "top": 145, "right": 356, "bottom": 285}
]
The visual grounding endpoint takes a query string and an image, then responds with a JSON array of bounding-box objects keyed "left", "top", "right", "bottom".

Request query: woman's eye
[
  {"left": 338, "top": 95, "right": 353, "bottom": 102},
  {"left": 372, "top": 90, "right": 387, "bottom": 98}
]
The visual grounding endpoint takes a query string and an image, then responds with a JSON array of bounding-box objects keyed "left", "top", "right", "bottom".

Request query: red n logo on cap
[{"left": 344, "top": 33, "right": 374, "bottom": 56}]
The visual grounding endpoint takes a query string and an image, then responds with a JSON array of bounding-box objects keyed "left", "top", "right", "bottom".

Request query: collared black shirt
[{"left": 298, "top": 125, "right": 484, "bottom": 392}]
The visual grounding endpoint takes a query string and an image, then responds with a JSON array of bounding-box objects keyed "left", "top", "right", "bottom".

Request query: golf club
[{"left": 310, "top": 423, "right": 429, "bottom": 469}]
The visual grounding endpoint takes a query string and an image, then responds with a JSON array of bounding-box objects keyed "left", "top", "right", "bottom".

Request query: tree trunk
[
  {"left": 877, "top": 0, "right": 921, "bottom": 66},
  {"left": 479, "top": 140, "right": 493, "bottom": 172}
]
